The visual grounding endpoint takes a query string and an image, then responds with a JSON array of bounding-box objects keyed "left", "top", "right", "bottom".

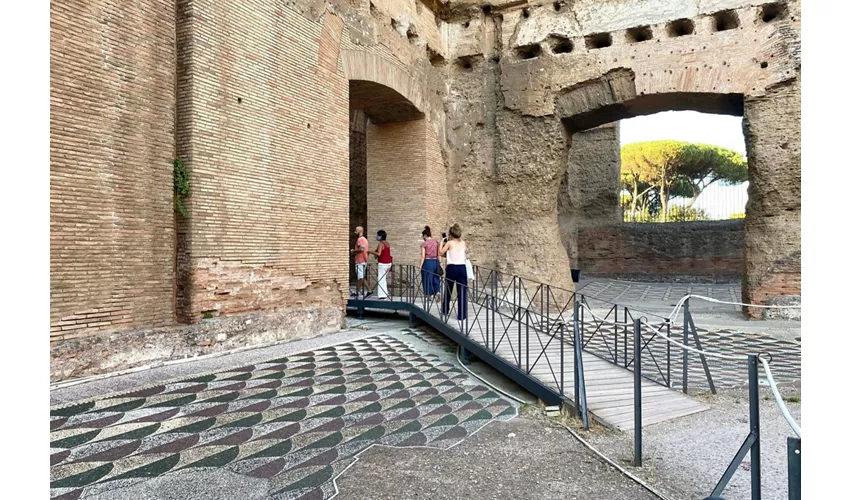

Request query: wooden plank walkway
[{"left": 358, "top": 293, "right": 708, "bottom": 431}]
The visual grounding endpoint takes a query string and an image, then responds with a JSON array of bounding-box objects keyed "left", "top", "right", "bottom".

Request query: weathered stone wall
[
  {"left": 559, "top": 123, "right": 621, "bottom": 264},
  {"left": 742, "top": 75, "right": 801, "bottom": 317},
  {"left": 578, "top": 221, "right": 744, "bottom": 281},
  {"left": 441, "top": 0, "right": 800, "bottom": 302},
  {"left": 50, "top": 0, "right": 177, "bottom": 341}
]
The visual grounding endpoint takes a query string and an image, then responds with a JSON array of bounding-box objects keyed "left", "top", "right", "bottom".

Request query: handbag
[
  {"left": 465, "top": 259, "right": 474, "bottom": 281},
  {"left": 436, "top": 264, "right": 444, "bottom": 277}
]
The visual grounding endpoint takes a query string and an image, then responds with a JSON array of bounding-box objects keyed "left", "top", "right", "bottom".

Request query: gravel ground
[
  {"left": 334, "top": 409, "right": 660, "bottom": 500},
  {"left": 575, "top": 382, "right": 802, "bottom": 500}
]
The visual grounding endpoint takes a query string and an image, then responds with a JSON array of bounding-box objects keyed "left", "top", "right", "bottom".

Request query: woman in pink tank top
[{"left": 419, "top": 226, "right": 440, "bottom": 298}]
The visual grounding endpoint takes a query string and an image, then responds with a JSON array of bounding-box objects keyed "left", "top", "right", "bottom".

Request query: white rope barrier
[
  {"left": 577, "top": 298, "right": 802, "bottom": 437},
  {"left": 636, "top": 317, "right": 749, "bottom": 361},
  {"left": 687, "top": 294, "right": 802, "bottom": 309},
  {"left": 759, "top": 356, "right": 802, "bottom": 438}
]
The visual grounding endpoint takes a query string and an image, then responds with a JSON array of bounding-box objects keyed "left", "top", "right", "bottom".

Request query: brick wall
[
  {"left": 367, "top": 119, "right": 428, "bottom": 266},
  {"left": 175, "top": 1, "right": 349, "bottom": 321},
  {"left": 578, "top": 221, "right": 744, "bottom": 280},
  {"left": 50, "top": 0, "right": 176, "bottom": 341},
  {"left": 349, "top": 109, "right": 369, "bottom": 283}
]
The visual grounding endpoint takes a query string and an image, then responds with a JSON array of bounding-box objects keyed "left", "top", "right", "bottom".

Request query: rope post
[
  {"left": 633, "top": 318, "right": 643, "bottom": 467},
  {"left": 748, "top": 354, "right": 762, "bottom": 500},
  {"left": 683, "top": 298, "right": 690, "bottom": 394},
  {"left": 559, "top": 322, "right": 565, "bottom": 396},
  {"left": 573, "top": 296, "right": 580, "bottom": 419},
  {"left": 788, "top": 437, "right": 801, "bottom": 500}
]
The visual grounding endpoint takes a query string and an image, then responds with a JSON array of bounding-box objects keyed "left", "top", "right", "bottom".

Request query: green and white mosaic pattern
[{"left": 50, "top": 333, "right": 517, "bottom": 499}]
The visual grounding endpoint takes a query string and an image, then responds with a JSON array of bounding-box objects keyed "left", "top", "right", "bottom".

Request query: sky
[{"left": 619, "top": 111, "right": 748, "bottom": 219}]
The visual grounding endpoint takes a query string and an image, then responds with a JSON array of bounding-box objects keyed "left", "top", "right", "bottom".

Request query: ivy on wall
[{"left": 173, "top": 158, "right": 189, "bottom": 216}]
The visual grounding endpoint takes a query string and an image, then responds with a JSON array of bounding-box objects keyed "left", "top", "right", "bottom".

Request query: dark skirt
[{"left": 421, "top": 259, "right": 441, "bottom": 296}]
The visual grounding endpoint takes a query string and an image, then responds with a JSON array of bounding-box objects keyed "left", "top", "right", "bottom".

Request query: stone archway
[
  {"left": 554, "top": 70, "right": 800, "bottom": 314},
  {"left": 342, "top": 50, "right": 447, "bottom": 267}
]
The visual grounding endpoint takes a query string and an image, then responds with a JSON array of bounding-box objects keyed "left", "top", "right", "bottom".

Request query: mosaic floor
[
  {"left": 578, "top": 280, "right": 742, "bottom": 306},
  {"left": 50, "top": 334, "right": 516, "bottom": 500}
]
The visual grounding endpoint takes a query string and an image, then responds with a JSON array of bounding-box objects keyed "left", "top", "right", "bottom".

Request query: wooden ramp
[{"left": 355, "top": 294, "right": 708, "bottom": 431}]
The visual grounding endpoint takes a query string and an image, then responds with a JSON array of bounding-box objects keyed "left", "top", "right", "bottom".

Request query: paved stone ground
[
  {"left": 50, "top": 320, "right": 659, "bottom": 500},
  {"left": 335, "top": 413, "right": 658, "bottom": 500}
]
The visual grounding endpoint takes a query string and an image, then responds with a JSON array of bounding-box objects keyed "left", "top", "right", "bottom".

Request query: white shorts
[{"left": 356, "top": 263, "right": 366, "bottom": 280}]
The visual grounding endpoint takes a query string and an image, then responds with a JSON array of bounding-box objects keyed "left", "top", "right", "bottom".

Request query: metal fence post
[
  {"left": 573, "top": 297, "right": 580, "bottom": 417},
  {"left": 788, "top": 437, "right": 801, "bottom": 500},
  {"left": 634, "top": 318, "right": 643, "bottom": 467},
  {"left": 683, "top": 298, "right": 690, "bottom": 394},
  {"left": 748, "top": 354, "right": 762, "bottom": 500},
  {"left": 559, "top": 322, "right": 565, "bottom": 396}
]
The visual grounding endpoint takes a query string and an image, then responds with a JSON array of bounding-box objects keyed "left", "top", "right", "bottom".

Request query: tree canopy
[{"left": 620, "top": 140, "right": 747, "bottom": 222}]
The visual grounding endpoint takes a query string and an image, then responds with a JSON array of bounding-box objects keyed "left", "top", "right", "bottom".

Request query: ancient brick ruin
[{"left": 50, "top": 0, "right": 801, "bottom": 381}]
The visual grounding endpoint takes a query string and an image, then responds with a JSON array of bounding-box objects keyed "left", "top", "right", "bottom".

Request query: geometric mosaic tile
[{"left": 50, "top": 334, "right": 517, "bottom": 499}]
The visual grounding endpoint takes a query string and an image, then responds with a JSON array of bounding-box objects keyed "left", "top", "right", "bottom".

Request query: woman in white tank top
[{"left": 439, "top": 223, "right": 468, "bottom": 322}]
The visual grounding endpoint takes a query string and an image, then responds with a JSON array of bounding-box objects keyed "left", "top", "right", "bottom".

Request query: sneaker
[
  {"left": 365, "top": 292, "right": 373, "bottom": 299},
  {"left": 350, "top": 292, "right": 357, "bottom": 297}
]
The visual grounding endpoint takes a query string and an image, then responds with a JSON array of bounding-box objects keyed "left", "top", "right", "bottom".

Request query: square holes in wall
[
  {"left": 759, "top": 2, "right": 788, "bottom": 23},
  {"left": 514, "top": 43, "right": 542, "bottom": 59},
  {"left": 548, "top": 35, "right": 574, "bottom": 54},
  {"left": 585, "top": 33, "right": 612, "bottom": 50},
  {"left": 712, "top": 10, "right": 740, "bottom": 32},
  {"left": 626, "top": 26, "right": 653, "bottom": 43},
  {"left": 666, "top": 18, "right": 695, "bottom": 37},
  {"left": 456, "top": 56, "right": 474, "bottom": 71}
]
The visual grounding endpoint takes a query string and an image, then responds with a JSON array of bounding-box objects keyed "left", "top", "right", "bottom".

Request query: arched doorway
[
  {"left": 556, "top": 73, "right": 800, "bottom": 316},
  {"left": 343, "top": 51, "right": 447, "bottom": 276}
]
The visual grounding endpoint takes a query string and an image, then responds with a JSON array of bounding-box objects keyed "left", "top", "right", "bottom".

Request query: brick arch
[
  {"left": 554, "top": 68, "right": 801, "bottom": 314},
  {"left": 340, "top": 49, "right": 425, "bottom": 116},
  {"left": 555, "top": 68, "right": 751, "bottom": 131}
]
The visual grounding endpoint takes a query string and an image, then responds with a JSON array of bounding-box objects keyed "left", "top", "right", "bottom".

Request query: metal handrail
[{"left": 348, "top": 262, "right": 799, "bottom": 500}]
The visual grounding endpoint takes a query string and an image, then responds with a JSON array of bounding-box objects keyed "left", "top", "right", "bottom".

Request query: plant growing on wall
[{"left": 173, "top": 157, "right": 189, "bottom": 216}]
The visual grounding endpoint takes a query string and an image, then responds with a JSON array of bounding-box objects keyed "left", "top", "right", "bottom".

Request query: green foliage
[
  {"left": 729, "top": 212, "right": 746, "bottom": 219},
  {"left": 202, "top": 312, "right": 214, "bottom": 319},
  {"left": 173, "top": 158, "right": 189, "bottom": 217},
  {"left": 621, "top": 140, "right": 747, "bottom": 222}
]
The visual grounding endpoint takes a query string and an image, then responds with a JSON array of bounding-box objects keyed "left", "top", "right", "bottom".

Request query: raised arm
[{"left": 439, "top": 239, "right": 449, "bottom": 257}]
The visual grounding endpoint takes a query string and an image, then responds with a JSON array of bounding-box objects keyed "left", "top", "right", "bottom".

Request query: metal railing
[
  {"left": 348, "top": 263, "right": 801, "bottom": 500},
  {"left": 349, "top": 262, "right": 591, "bottom": 426}
]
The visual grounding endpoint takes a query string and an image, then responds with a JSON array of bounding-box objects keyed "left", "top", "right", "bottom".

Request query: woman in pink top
[{"left": 419, "top": 226, "right": 440, "bottom": 298}]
